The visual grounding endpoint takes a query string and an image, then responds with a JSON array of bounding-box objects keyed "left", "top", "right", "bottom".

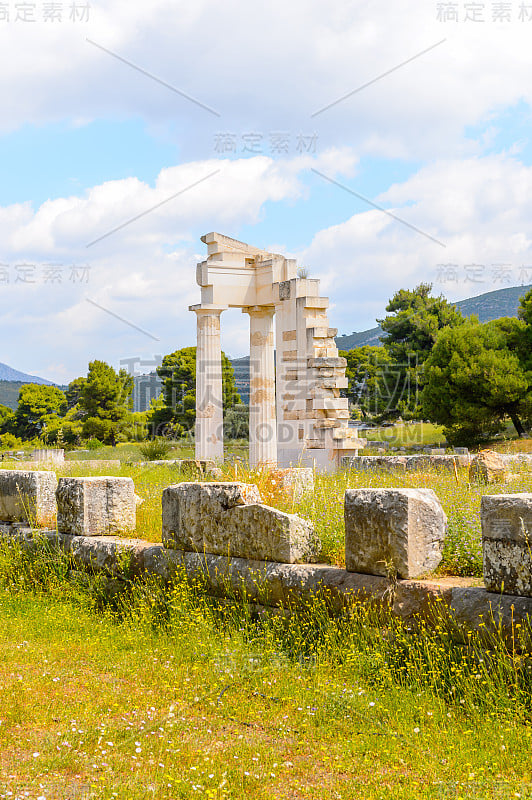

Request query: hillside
[
  {"left": 0, "top": 361, "right": 53, "bottom": 385},
  {"left": 0, "top": 364, "right": 55, "bottom": 410},
  {"left": 335, "top": 283, "right": 532, "bottom": 351}
]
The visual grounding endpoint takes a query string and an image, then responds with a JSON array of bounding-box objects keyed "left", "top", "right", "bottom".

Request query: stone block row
[
  {"left": 3, "top": 527, "right": 531, "bottom": 645},
  {"left": 0, "top": 469, "right": 530, "bottom": 596},
  {"left": 344, "top": 454, "right": 471, "bottom": 473},
  {"left": 0, "top": 471, "right": 136, "bottom": 536}
]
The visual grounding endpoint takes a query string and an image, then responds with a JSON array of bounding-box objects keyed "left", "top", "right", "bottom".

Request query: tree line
[
  {"left": 0, "top": 352, "right": 245, "bottom": 449},
  {"left": 341, "top": 284, "right": 532, "bottom": 446},
  {"left": 1, "top": 285, "right": 529, "bottom": 450}
]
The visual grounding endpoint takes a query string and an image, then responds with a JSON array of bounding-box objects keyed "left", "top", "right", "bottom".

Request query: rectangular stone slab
[
  {"left": 481, "top": 493, "right": 532, "bottom": 597},
  {"left": 0, "top": 470, "right": 57, "bottom": 526},
  {"left": 162, "top": 481, "right": 319, "bottom": 563},
  {"left": 57, "top": 476, "right": 136, "bottom": 537},
  {"left": 344, "top": 488, "right": 447, "bottom": 579}
]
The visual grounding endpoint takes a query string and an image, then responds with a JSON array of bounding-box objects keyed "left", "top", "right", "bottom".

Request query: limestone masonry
[
  {"left": 0, "top": 469, "right": 57, "bottom": 526},
  {"left": 0, "top": 466, "right": 530, "bottom": 638},
  {"left": 344, "top": 488, "right": 447, "bottom": 579},
  {"left": 162, "top": 481, "right": 319, "bottom": 564},
  {"left": 481, "top": 493, "right": 532, "bottom": 597},
  {"left": 190, "top": 232, "right": 365, "bottom": 470},
  {"left": 57, "top": 476, "right": 136, "bottom": 537}
]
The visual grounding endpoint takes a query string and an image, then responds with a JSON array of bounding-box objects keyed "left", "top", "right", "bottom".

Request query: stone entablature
[{"left": 191, "top": 232, "right": 365, "bottom": 469}]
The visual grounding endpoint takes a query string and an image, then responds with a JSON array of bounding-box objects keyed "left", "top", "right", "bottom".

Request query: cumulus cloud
[
  {"left": 4, "top": 148, "right": 531, "bottom": 382},
  {"left": 301, "top": 153, "right": 532, "bottom": 333},
  {"left": 0, "top": 150, "right": 355, "bottom": 380},
  {"left": 1, "top": 0, "right": 531, "bottom": 161}
]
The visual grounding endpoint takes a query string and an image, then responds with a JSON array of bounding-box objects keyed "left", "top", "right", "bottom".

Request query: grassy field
[
  {"left": 0, "top": 539, "right": 531, "bottom": 800},
  {"left": 358, "top": 422, "right": 532, "bottom": 453},
  {"left": 0, "top": 446, "right": 531, "bottom": 797},
  {"left": 362, "top": 422, "right": 446, "bottom": 449}
]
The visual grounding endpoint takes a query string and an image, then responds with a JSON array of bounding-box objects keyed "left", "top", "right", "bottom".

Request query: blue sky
[{"left": 1, "top": 1, "right": 532, "bottom": 382}]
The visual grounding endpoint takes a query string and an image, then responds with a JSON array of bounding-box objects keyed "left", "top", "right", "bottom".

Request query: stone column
[
  {"left": 244, "top": 305, "right": 277, "bottom": 467},
  {"left": 191, "top": 305, "right": 224, "bottom": 462}
]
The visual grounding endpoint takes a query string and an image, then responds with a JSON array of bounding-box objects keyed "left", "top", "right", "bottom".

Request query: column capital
[
  {"left": 242, "top": 304, "right": 275, "bottom": 316},
  {"left": 189, "top": 304, "right": 227, "bottom": 315}
]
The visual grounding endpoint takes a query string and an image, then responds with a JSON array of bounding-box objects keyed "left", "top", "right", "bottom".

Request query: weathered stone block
[
  {"left": 481, "top": 493, "right": 532, "bottom": 597},
  {"left": 57, "top": 477, "right": 136, "bottom": 536},
  {"left": 279, "top": 467, "right": 315, "bottom": 499},
  {"left": 162, "top": 481, "right": 319, "bottom": 563},
  {"left": 469, "top": 450, "right": 507, "bottom": 484},
  {"left": 0, "top": 470, "right": 57, "bottom": 525},
  {"left": 344, "top": 488, "right": 447, "bottom": 579}
]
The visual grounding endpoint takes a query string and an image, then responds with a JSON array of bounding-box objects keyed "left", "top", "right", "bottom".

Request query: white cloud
[
  {"left": 2, "top": 1, "right": 532, "bottom": 381},
  {"left": 1, "top": 0, "right": 531, "bottom": 160},
  {"left": 301, "top": 153, "right": 532, "bottom": 332},
  {"left": 0, "top": 150, "right": 354, "bottom": 380}
]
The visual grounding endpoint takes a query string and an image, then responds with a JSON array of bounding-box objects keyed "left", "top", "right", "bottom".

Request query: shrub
[
  {"left": 139, "top": 437, "right": 173, "bottom": 461},
  {"left": 0, "top": 432, "right": 23, "bottom": 450},
  {"left": 85, "top": 438, "right": 103, "bottom": 451}
]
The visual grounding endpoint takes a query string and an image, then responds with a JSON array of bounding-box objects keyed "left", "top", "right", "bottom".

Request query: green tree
[
  {"left": 422, "top": 318, "right": 530, "bottom": 446},
  {"left": 148, "top": 346, "right": 241, "bottom": 437},
  {"left": 0, "top": 403, "right": 15, "bottom": 434},
  {"left": 65, "top": 377, "right": 87, "bottom": 410},
  {"left": 224, "top": 404, "right": 249, "bottom": 439},
  {"left": 518, "top": 287, "right": 532, "bottom": 374},
  {"left": 79, "top": 361, "right": 134, "bottom": 445},
  {"left": 13, "top": 384, "right": 67, "bottom": 440},
  {"left": 377, "top": 283, "right": 465, "bottom": 418},
  {"left": 41, "top": 407, "right": 84, "bottom": 446},
  {"left": 340, "top": 346, "right": 393, "bottom": 419}
]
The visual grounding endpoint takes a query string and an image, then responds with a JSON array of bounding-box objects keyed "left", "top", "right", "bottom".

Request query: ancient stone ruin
[
  {"left": 190, "top": 232, "right": 365, "bottom": 470},
  {"left": 0, "top": 469, "right": 531, "bottom": 639},
  {"left": 344, "top": 488, "right": 447, "bottom": 579},
  {"left": 481, "top": 493, "right": 532, "bottom": 597}
]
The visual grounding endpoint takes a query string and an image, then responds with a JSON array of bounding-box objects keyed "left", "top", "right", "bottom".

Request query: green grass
[
  {"left": 362, "top": 422, "right": 446, "bottom": 449},
  {"left": 361, "top": 423, "right": 532, "bottom": 454},
  {"left": 64, "top": 440, "right": 250, "bottom": 463},
  {"left": 0, "top": 539, "right": 531, "bottom": 799}
]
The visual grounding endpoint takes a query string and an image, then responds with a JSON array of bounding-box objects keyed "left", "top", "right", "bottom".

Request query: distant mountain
[
  {"left": 231, "top": 356, "right": 250, "bottom": 405},
  {"left": 335, "top": 283, "right": 532, "bottom": 351},
  {"left": 0, "top": 381, "right": 29, "bottom": 410},
  {"left": 0, "top": 362, "right": 53, "bottom": 385},
  {"left": 336, "top": 326, "right": 382, "bottom": 350},
  {"left": 0, "top": 364, "right": 55, "bottom": 410},
  {"left": 456, "top": 283, "right": 532, "bottom": 321}
]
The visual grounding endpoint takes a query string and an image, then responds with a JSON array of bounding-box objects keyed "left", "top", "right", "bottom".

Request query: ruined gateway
[{"left": 190, "top": 232, "right": 365, "bottom": 470}]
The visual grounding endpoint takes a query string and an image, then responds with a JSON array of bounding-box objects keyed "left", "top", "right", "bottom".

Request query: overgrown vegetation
[
  {"left": 0, "top": 535, "right": 530, "bottom": 799},
  {"left": 138, "top": 437, "right": 173, "bottom": 461}
]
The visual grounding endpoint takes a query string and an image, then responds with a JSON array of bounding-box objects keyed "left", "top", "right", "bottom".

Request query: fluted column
[
  {"left": 244, "top": 305, "right": 277, "bottom": 467},
  {"left": 191, "top": 305, "right": 224, "bottom": 462}
]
